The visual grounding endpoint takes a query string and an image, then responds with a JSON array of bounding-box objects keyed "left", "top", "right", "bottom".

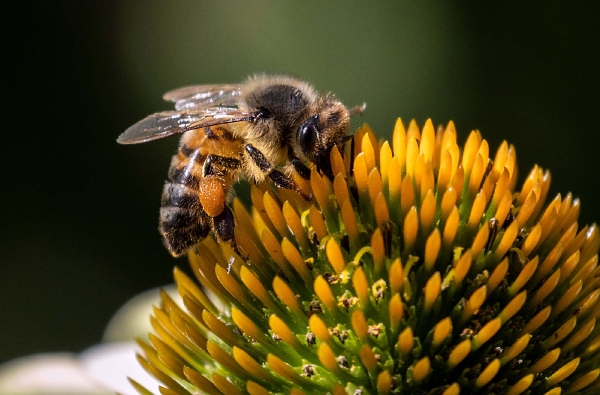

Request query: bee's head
[{"left": 296, "top": 99, "right": 350, "bottom": 179}]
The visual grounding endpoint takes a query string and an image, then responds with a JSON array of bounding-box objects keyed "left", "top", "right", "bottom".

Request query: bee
[{"left": 118, "top": 75, "right": 364, "bottom": 257}]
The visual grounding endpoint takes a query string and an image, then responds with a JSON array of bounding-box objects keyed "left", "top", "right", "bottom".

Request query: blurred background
[{"left": 2, "top": 2, "right": 598, "bottom": 364}]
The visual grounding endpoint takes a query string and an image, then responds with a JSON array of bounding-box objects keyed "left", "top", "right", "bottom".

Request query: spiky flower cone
[{"left": 132, "top": 120, "right": 600, "bottom": 395}]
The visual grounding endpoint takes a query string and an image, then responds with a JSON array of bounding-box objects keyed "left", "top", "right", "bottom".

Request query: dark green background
[{"left": 2, "top": 2, "right": 598, "bottom": 363}]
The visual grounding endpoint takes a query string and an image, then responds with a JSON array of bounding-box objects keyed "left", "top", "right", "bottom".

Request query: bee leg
[
  {"left": 245, "top": 144, "right": 273, "bottom": 173},
  {"left": 292, "top": 158, "right": 311, "bottom": 180},
  {"left": 246, "top": 144, "right": 311, "bottom": 200},
  {"left": 289, "top": 150, "right": 311, "bottom": 180},
  {"left": 213, "top": 205, "right": 249, "bottom": 262},
  {"left": 270, "top": 169, "right": 312, "bottom": 200},
  {"left": 203, "top": 154, "right": 241, "bottom": 176},
  {"left": 245, "top": 143, "right": 291, "bottom": 187},
  {"left": 213, "top": 205, "right": 235, "bottom": 242},
  {"left": 268, "top": 169, "right": 294, "bottom": 189}
]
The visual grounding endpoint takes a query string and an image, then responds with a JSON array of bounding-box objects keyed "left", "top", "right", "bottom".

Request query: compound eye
[{"left": 297, "top": 121, "right": 318, "bottom": 157}]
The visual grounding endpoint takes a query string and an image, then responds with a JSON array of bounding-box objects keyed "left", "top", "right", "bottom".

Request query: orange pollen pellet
[{"left": 199, "top": 176, "right": 226, "bottom": 217}]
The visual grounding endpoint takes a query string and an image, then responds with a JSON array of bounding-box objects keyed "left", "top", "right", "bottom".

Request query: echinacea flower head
[{"left": 132, "top": 120, "right": 600, "bottom": 395}]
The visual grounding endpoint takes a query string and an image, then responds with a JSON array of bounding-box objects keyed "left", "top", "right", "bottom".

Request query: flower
[{"left": 132, "top": 120, "right": 600, "bottom": 394}]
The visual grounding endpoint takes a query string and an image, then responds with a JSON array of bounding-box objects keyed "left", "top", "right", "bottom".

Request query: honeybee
[{"left": 118, "top": 75, "right": 364, "bottom": 257}]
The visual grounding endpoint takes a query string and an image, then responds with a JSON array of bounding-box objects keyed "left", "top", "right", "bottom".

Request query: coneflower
[{"left": 131, "top": 119, "right": 600, "bottom": 395}]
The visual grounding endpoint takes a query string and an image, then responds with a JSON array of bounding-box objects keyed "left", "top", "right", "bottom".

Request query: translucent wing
[
  {"left": 163, "top": 84, "right": 243, "bottom": 111},
  {"left": 117, "top": 108, "right": 255, "bottom": 144}
]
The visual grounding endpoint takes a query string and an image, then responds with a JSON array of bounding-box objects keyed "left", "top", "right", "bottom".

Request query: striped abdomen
[{"left": 159, "top": 126, "right": 244, "bottom": 256}]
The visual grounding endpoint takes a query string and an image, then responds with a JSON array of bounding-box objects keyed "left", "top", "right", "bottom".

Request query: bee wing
[
  {"left": 163, "top": 84, "right": 243, "bottom": 111},
  {"left": 117, "top": 108, "right": 254, "bottom": 144}
]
